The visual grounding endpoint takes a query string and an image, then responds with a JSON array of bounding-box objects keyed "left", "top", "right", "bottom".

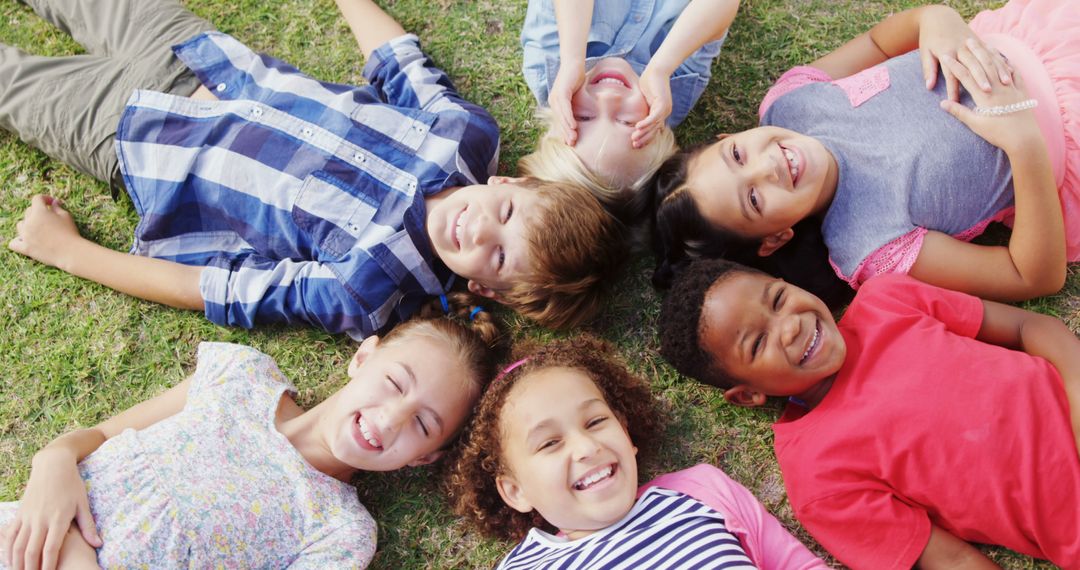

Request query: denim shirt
[{"left": 521, "top": 0, "right": 725, "bottom": 127}]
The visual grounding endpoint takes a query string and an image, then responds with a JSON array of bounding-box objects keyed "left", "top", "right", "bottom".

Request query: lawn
[{"left": 0, "top": 0, "right": 1072, "bottom": 568}]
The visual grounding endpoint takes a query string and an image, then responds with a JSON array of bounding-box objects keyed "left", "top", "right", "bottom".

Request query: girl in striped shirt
[{"left": 447, "top": 336, "right": 825, "bottom": 569}]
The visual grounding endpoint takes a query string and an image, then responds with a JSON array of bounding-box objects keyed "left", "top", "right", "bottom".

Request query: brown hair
[
  {"left": 384, "top": 291, "right": 508, "bottom": 404},
  {"left": 445, "top": 336, "right": 663, "bottom": 541},
  {"left": 505, "top": 178, "right": 629, "bottom": 330}
]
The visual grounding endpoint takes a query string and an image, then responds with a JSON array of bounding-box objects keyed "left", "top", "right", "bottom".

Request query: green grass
[{"left": 0, "top": 0, "right": 1069, "bottom": 568}]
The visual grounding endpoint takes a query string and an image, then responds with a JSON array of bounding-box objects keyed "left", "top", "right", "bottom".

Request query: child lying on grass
[{"left": 661, "top": 259, "right": 1080, "bottom": 568}]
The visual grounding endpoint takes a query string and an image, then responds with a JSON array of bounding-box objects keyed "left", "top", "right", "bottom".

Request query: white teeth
[
  {"left": 454, "top": 214, "right": 463, "bottom": 248},
  {"left": 358, "top": 416, "right": 382, "bottom": 449},
  {"left": 597, "top": 77, "right": 624, "bottom": 86},
  {"left": 801, "top": 322, "right": 819, "bottom": 364},
  {"left": 573, "top": 466, "right": 614, "bottom": 490},
  {"left": 783, "top": 148, "right": 799, "bottom": 182}
]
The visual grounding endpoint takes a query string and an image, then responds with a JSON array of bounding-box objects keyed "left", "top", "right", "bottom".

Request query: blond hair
[{"left": 518, "top": 107, "right": 678, "bottom": 221}]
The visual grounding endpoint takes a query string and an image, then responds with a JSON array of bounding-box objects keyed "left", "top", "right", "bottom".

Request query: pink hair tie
[{"left": 494, "top": 358, "right": 530, "bottom": 383}]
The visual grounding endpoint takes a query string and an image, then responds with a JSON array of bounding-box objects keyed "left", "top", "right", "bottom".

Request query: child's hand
[
  {"left": 8, "top": 196, "right": 82, "bottom": 270},
  {"left": 548, "top": 60, "right": 586, "bottom": 146},
  {"left": 918, "top": 6, "right": 1012, "bottom": 102},
  {"left": 633, "top": 66, "right": 673, "bottom": 148},
  {"left": 938, "top": 53, "right": 1039, "bottom": 155},
  {"left": 2, "top": 449, "right": 101, "bottom": 570}
]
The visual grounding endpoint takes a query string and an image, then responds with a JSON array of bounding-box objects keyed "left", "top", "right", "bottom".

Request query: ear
[
  {"left": 348, "top": 335, "right": 381, "bottom": 376},
  {"left": 487, "top": 175, "right": 530, "bottom": 186},
  {"left": 496, "top": 474, "right": 535, "bottom": 514},
  {"left": 467, "top": 279, "right": 502, "bottom": 301},
  {"left": 723, "top": 385, "right": 768, "bottom": 408},
  {"left": 757, "top": 228, "right": 794, "bottom": 257},
  {"left": 407, "top": 450, "right": 444, "bottom": 467}
]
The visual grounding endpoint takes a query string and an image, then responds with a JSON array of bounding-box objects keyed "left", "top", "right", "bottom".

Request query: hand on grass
[
  {"left": 548, "top": 60, "right": 586, "bottom": 146},
  {"left": 918, "top": 6, "right": 1012, "bottom": 102},
  {"left": 2, "top": 449, "right": 101, "bottom": 570},
  {"left": 633, "top": 65, "right": 672, "bottom": 148},
  {"left": 8, "top": 195, "right": 82, "bottom": 270}
]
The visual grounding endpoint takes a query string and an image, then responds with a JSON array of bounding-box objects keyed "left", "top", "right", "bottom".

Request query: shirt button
[
  {"left": 302, "top": 128, "right": 313, "bottom": 137},
  {"left": 251, "top": 107, "right": 263, "bottom": 117},
  {"left": 216, "top": 83, "right": 227, "bottom": 92},
  {"left": 354, "top": 153, "right": 365, "bottom": 162},
  {"left": 414, "top": 125, "right": 425, "bottom": 134}
]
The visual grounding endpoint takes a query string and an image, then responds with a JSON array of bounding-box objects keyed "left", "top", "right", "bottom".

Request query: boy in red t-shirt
[{"left": 659, "top": 259, "right": 1080, "bottom": 569}]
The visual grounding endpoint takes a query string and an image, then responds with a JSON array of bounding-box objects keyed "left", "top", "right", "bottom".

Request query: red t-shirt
[{"left": 773, "top": 275, "right": 1080, "bottom": 569}]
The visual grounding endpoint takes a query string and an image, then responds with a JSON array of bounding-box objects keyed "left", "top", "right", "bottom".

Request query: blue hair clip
[
  {"left": 469, "top": 306, "right": 484, "bottom": 321},
  {"left": 439, "top": 294, "right": 450, "bottom": 314},
  {"left": 787, "top": 396, "right": 809, "bottom": 408}
]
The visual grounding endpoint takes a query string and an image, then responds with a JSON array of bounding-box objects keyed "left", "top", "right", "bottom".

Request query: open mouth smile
[
  {"left": 590, "top": 71, "right": 630, "bottom": 89},
  {"left": 572, "top": 464, "right": 616, "bottom": 491},
  {"left": 354, "top": 413, "right": 383, "bottom": 450},
  {"left": 780, "top": 144, "right": 801, "bottom": 186},
  {"left": 799, "top": 319, "right": 822, "bottom": 366}
]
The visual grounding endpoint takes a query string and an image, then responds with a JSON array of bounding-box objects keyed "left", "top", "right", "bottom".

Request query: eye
[
  {"left": 573, "top": 115, "right": 593, "bottom": 122},
  {"left": 773, "top": 288, "right": 784, "bottom": 311},
  {"left": 751, "top": 333, "right": 765, "bottom": 359},
  {"left": 586, "top": 416, "right": 608, "bottom": 429},
  {"left": 386, "top": 375, "right": 402, "bottom": 393},
  {"left": 617, "top": 119, "right": 635, "bottom": 127},
  {"left": 538, "top": 438, "right": 561, "bottom": 452},
  {"left": 497, "top": 248, "right": 506, "bottom": 271},
  {"left": 416, "top": 416, "right": 430, "bottom": 437},
  {"left": 749, "top": 188, "right": 760, "bottom": 213},
  {"left": 732, "top": 144, "right": 743, "bottom": 164},
  {"left": 502, "top": 201, "right": 514, "bottom": 224}
]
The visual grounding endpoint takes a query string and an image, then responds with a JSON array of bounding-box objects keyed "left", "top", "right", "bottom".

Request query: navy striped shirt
[
  {"left": 497, "top": 487, "right": 758, "bottom": 570},
  {"left": 115, "top": 32, "right": 500, "bottom": 338}
]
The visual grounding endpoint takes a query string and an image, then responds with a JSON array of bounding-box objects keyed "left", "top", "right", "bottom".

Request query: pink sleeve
[
  {"left": 859, "top": 274, "right": 984, "bottom": 339},
  {"left": 837, "top": 227, "right": 928, "bottom": 289},
  {"left": 644, "top": 465, "right": 827, "bottom": 570},
  {"left": 758, "top": 66, "right": 833, "bottom": 119}
]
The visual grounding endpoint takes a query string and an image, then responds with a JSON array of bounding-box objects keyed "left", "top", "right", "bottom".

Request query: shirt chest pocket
[
  {"left": 292, "top": 172, "right": 379, "bottom": 260},
  {"left": 351, "top": 105, "right": 438, "bottom": 153},
  {"left": 830, "top": 65, "right": 890, "bottom": 107}
]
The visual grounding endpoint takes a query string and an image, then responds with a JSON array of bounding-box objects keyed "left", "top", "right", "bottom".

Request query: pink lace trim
[
  {"left": 831, "top": 65, "right": 890, "bottom": 107},
  {"left": 832, "top": 228, "right": 929, "bottom": 290},
  {"left": 759, "top": 66, "right": 832, "bottom": 119}
]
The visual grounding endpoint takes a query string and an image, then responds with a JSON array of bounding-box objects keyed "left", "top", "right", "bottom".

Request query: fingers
[
  {"left": 11, "top": 522, "right": 29, "bottom": 570},
  {"left": 921, "top": 51, "right": 939, "bottom": 90},
  {"left": 551, "top": 102, "right": 577, "bottom": 146},
  {"left": 2, "top": 520, "right": 19, "bottom": 568},
  {"left": 956, "top": 45, "right": 992, "bottom": 93},
  {"left": 939, "top": 54, "right": 978, "bottom": 99},
  {"left": 939, "top": 98, "right": 975, "bottom": 125},
  {"left": 41, "top": 524, "right": 64, "bottom": 570},
  {"left": 74, "top": 503, "right": 102, "bottom": 548}
]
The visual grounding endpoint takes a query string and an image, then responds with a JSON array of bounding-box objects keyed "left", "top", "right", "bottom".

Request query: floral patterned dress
[{"left": 1, "top": 343, "right": 377, "bottom": 568}]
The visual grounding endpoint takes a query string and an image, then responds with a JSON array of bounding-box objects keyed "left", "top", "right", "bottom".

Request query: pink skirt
[{"left": 970, "top": 0, "right": 1080, "bottom": 260}]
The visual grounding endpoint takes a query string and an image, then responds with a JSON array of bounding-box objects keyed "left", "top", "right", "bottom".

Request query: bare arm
[
  {"left": 3, "top": 378, "right": 192, "bottom": 570},
  {"left": 977, "top": 300, "right": 1080, "bottom": 453},
  {"left": 9, "top": 196, "right": 204, "bottom": 311},
  {"left": 909, "top": 56, "right": 1064, "bottom": 301},
  {"left": 811, "top": 5, "right": 1009, "bottom": 101},
  {"left": 916, "top": 524, "right": 998, "bottom": 569},
  {"left": 333, "top": 0, "right": 407, "bottom": 60},
  {"left": 546, "top": 0, "right": 594, "bottom": 145}
]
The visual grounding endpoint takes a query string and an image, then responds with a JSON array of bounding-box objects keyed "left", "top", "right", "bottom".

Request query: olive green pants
[{"left": 0, "top": 0, "right": 214, "bottom": 189}]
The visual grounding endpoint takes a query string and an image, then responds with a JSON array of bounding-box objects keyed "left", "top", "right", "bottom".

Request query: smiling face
[
  {"left": 326, "top": 333, "right": 477, "bottom": 472},
  {"left": 570, "top": 58, "right": 655, "bottom": 189},
  {"left": 686, "top": 126, "right": 839, "bottom": 248},
  {"left": 495, "top": 367, "right": 639, "bottom": 540},
  {"left": 425, "top": 178, "right": 543, "bottom": 298},
  {"left": 699, "top": 272, "right": 846, "bottom": 404}
]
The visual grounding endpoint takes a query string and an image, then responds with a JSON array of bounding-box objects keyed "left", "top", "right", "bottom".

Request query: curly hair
[
  {"left": 445, "top": 336, "right": 664, "bottom": 541},
  {"left": 647, "top": 142, "right": 853, "bottom": 308},
  {"left": 658, "top": 258, "right": 764, "bottom": 389}
]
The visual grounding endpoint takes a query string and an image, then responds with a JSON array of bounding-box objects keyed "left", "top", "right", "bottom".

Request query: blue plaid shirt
[{"left": 115, "top": 32, "right": 500, "bottom": 339}]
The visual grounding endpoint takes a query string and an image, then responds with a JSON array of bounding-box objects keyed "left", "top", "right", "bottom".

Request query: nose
[
  {"left": 779, "top": 311, "right": 802, "bottom": 347},
  {"left": 746, "top": 154, "right": 781, "bottom": 188},
  {"left": 569, "top": 429, "right": 602, "bottom": 462},
  {"left": 470, "top": 212, "right": 496, "bottom": 247},
  {"left": 594, "top": 89, "right": 625, "bottom": 117},
  {"left": 380, "top": 399, "right": 413, "bottom": 441}
]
